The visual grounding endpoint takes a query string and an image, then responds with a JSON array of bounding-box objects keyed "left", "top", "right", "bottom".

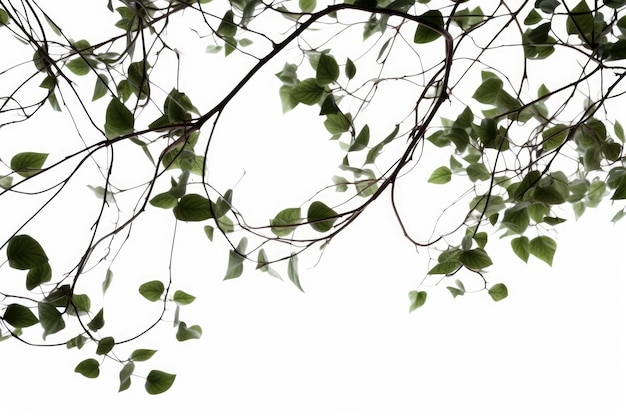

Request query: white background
[{"left": 1, "top": 1, "right": 625, "bottom": 415}]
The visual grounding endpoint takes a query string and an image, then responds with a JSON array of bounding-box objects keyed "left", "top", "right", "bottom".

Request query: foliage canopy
[{"left": 1, "top": 0, "right": 626, "bottom": 393}]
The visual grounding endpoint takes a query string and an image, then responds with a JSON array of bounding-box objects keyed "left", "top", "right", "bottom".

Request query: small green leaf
[
  {"left": 119, "top": 361, "right": 135, "bottom": 392},
  {"left": 38, "top": 302, "right": 65, "bottom": 339},
  {"left": 488, "top": 283, "right": 508, "bottom": 301},
  {"left": 566, "top": 0, "right": 593, "bottom": 36},
  {"left": 92, "top": 74, "right": 109, "bottom": 101},
  {"left": 428, "top": 166, "right": 452, "bottom": 184},
  {"left": 72, "top": 293, "right": 91, "bottom": 314},
  {"left": 349, "top": 125, "right": 370, "bottom": 152},
  {"left": 224, "top": 237, "right": 247, "bottom": 280},
  {"left": 316, "top": 54, "right": 339, "bottom": 85},
  {"left": 96, "top": 336, "right": 115, "bottom": 355},
  {"left": 104, "top": 98, "right": 134, "bottom": 139},
  {"left": 66, "top": 57, "right": 92, "bottom": 76},
  {"left": 102, "top": 269, "right": 113, "bottom": 294},
  {"left": 139, "top": 280, "right": 165, "bottom": 302},
  {"left": 130, "top": 349, "right": 157, "bottom": 362},
  {"left": 529, "top": 236, "right": 557, "bottom": 266},
  {"left": 299, "top": 0, "right": 316, "bottom": 12},
  {"left": 408, "top": 291, "right": 427, "bottom": 312},
  {"left": 204, "top": 225, "right": 214, "bottom": 241},
  {"left": 3, "top": 304, "right": 39, "bottom": 328},
  {"left": 87, "top": 308, "right": 105, "bottom": 332},
  {"left": 288, "top": 253, "right": 304, "bottom": 292},
  {"left": 75, "top": 359, "right": 100, "bottom": 378},
  {"left": 345, "top": 58, "right": 356, "bottom": 79},
  {"left": 473, "top": 76, "right": 503, "bottom": 104},
  {"left": 217, "top": 10, "right": 237, "bottom": 37},
  {"left": 145, "top": 370, "right": 176, "bottom": 395},
  {"left": 0, "top": 8, "right": 9, "bottom": 25},
  {"left": 307, "top": 201, "right": 338, "bottom": 233},
  {"left": 511, "top": 236, "right": 530, "bottom": 262},
  {"left": 66, "top": 334, "right": 86, "bottom": 349},
  {"left": 447, "top": 286, "right": 465, "bottom": 298},
  {"left": 270, "top": 207, "right": 301, "bottom": 236},
  {"left": 176, "top": 322, "right": 202, "bottom": 341},
  {"left": 149, "top": 192, "right": 178, "bottom": 209}
]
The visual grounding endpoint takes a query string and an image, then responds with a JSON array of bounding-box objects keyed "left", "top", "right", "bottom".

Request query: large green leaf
[
  {"left": 413, "top": 10, "right": 444, "bottom": 44},
  {"left": 7, "top": 235, "right": 48, "bottom": 270},
  {"left": 38, "top": 302, "right": 65, "bottom": 339},
  {"left": 75, "top": 359, "right": 100, "bottom": 378},
  {"left": 408, "top": 291, "right": 427, "bottom": 312},
  {"left": 10, "top": 152, "right": 48, "bottom": 178},
  {"left": 270, "top": 207, "right": 301, "bottom": 236},
  {"left": 119, "top": 361, "right": 135, "bottom": 392},
  {"left": 529, "top": 236, "right": 557, "bottom": 266},
  {"left": 173, "top": 290, "right": 196, "bottom": 305},
  {"left": 307, "top": 201, "right": 337, "bottom": 233},
  {"left": 511, "top": 236, "right": 530, "bottom": 262},
  {"left": 173, "top": 194, "right": 213, "bottom": 221},
  {"left": 316, "top": 54, "right": 339, "bottom": 85},
  {"left": 26, "top": 262, "right": 52, "bottom": 290},
  {"left": 488, "top": 283, "right": 508, "bottom": 301},
  {"left": 139, "top": 280, "right": 165, "bottom": 302},
  {"left": 87, "top": 308, "right": 105, "bottom": 332},
  {"left": 566, "top": 1, "right": 593, "bottom": 37},
  {"left": 428, "top": 166, "right": 452, "bottom": 184},
  {"left": 288, "top": 253, "right": 304, "bottom": 292},
  {"left": 96, "top": 336, "right": 115, "bottom": 355},
  {"left": 130, "top": 349, "right": 157, "bottom": 362},
  {"left": 291, "top": 78, "right": 324, "bottom": 105},
  {"left": 176, "top": 322, "right": 202, "bottom": 341},
  {"left": 224, "top": 237, "right": 247, "bottom": 280},
  {"left": 145, "top": 370, "right": 176, "bottom": 395},
  {"left": 104, "top": 98, "right": 134, "bottom": 139},
  {"left": 3, "top": 304, "right": 39, "bottom": 328},
  {"left": 459, "top": 248, "right": 493, "bottom": 270}
]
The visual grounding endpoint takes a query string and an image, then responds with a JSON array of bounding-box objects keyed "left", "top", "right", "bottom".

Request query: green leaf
[
  {"left": 75, "top": 359, "right": 100, "bottom": 378},
  {"left": 224, "top": 237, "right": 247, "bottom": 280},
  {"left": 345, "top": 58, "right": 356, "bottom": 79},
  {"left": 145, "top": 370, "right": 176, "bottom": 395},
  {"left": 128, "top": 60, "right": 150, "bottom": 99},
  {"left": 173, "top": 194, "right": 213, "bottom": 221},
  {"left": 92, "top": 74, "right": 109, "bottom": 101},
  {"left": 408, "top": 291, "right": 427, "bottom": 312},
  {"left": 7, "top": 235, "right": 48, "bottom": 270},
  {"left": 529, "top": 236, "right": 557, "bottom": 266},
  {"left": 566, "top": 1, "right": 593, "bottom": 36},
  {"left": 26, "top": 262, "right": 52, "bottom": 290},
  {"left": 176, "top": 322, "right": 203, "bottom": 341},
  {"left": 102, "top": 269, "right": 113, "bottom": 294},
  {"left": 467, "top": 163, "right": 491, "bottom": 182},
  {"left": 428, "top": 261, "right": 461, "bottom": 275},
  {"left": 66, "top": 57, "right": 92, "bottom": 76},
  {"left": 413, "top": 10, "right": 443, "bottom": 44},
  {"left": 0, "top": 8, "right": 8, "bottom": 25},
  {"left": 536, "top": 0, "right": 560, "bottom": 14},
  {"left": 172, "top": 290, "right": 196, "bottom": 305},
  {"left": 139, "top": 280, "right": 165, "bottom": 302},
  {"left": 316, "top": 54, "right": 339, "bottom": 85},
  {"left": 307, "top": 201, "right": 337, "bottom": 233},
  {"left": 447, "top": 286, "right": 465, "bottom": 298},
  {"left": 428, "top": 166, "right": 452, "bottom": 184},
  {"left": 71, "top": 293, "right": 91, "bottom": 314},
  {"left": 130, "top": 349, "right": 157, "bottom": 362},
  {"left": 299, "top": 0, "right": 316, "bottom": 12},
  {"left": 10, "top": 152, "right": 48, "bottom": 178},
  {"left": 104, "top": 98, "right": 134, "bottom": 139},
  {"left": 270, "top": 207, "right": 301, "bottom": 236},
  {"left": 96, "top": 336, "right": 115, "bottom": 355},
  {"left": 349, "top": 124, "right": 370, "bottom": 152},
  {"left": 149, "top": 192, "right": 178, "bottom": 209},
  {"left": 542, "top": 124, "right": 568, "bottom": 151},
  {"left": 459, "top": 248, "right": 493, "bottom": 270},
  {"left": 87, "top": 308, "right": 105, "bottom": 332},
  {"left": 472, "top": 76, "right": 502, "bottom": 104},
  {"left": 217, "top": 10, "right": 237, "bottom": 37},
  {"left": 66, "top": 334, "right": 86, "bottom": 349},
  {"left": 488, "top": 283, "right": 508, "bottom": 301},
  {"left": 511, "top": 236, "right": 530, "bottom": 262},
  {"left": 291, "top": 78, "right": 324, "bottom": 105},
  {"left": 119, "top": 361, "right": 135, "bottom": 392},
  {"left": 3, "top": 304, "right": 39, "bottom": 328},
  {"left": 256, "top": 249, "right": 282, "bottom": 279},
  {"left": 614, "top": 121, "right": 625, "bottom": 142},
  {"left": 288, "top": 253, "right": 304, "bottom": 292},
  {"left": 502, "top": 203, "right": 530, "bottom": 234},
  {"left": 38, "top": 302, "right": 65, "bottom": 339}
]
